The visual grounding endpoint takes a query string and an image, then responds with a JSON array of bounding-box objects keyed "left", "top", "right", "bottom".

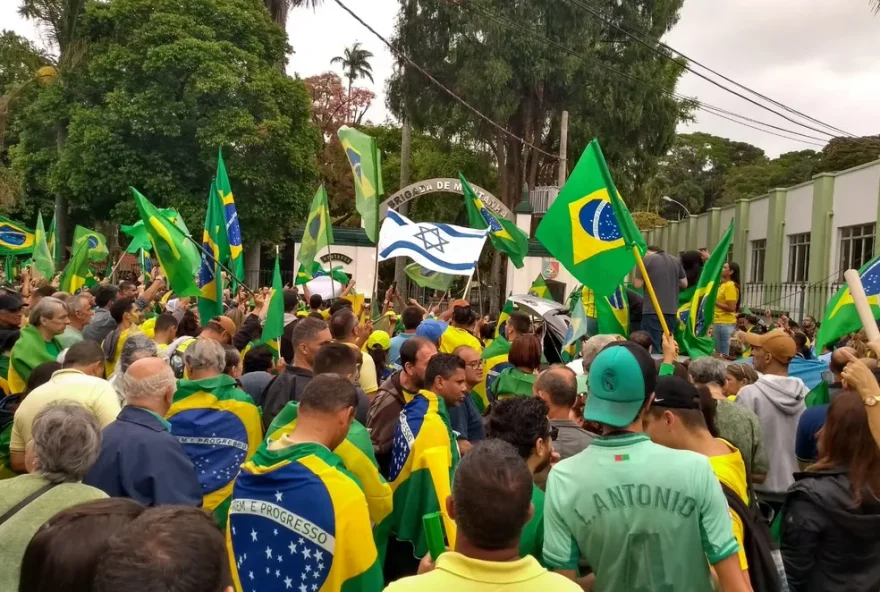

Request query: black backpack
[{"left": 720, "top": 483, "right": 788, "bottom": 592}]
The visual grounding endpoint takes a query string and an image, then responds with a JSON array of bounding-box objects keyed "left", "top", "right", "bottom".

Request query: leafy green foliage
[
  {"left": 815, "top": 136, "right": 880, "bottom": 175},
  {"left": 11, "top": 0, "right": 320, "bottom": 245},
  {"left": 631, "top": 211, "right": 668, "bottom": 230}
]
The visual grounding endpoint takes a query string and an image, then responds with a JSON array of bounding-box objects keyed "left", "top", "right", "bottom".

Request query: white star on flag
[{"left": 275, "top": 491, "right": 283, "bottom": 502}]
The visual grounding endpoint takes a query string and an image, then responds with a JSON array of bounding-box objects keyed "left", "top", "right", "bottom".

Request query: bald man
[
  {"left": 795, "top": 347, "right": 857, "bottom": 467},
  {"left": 85, "top": 358, "right": 202, "bottom": 506}
]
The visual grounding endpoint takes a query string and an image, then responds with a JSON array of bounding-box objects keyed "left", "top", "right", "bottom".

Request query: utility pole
[
  {"left": 558, "top": 110, "right": 569, "bottom": 187},
  {"left": 393, "top": 119, "right": 413, "bottom": 298}
]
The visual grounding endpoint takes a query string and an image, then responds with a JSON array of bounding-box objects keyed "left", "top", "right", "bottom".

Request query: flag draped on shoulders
[
  {"left": 32, "top": 212, "right": 54, "bottom": 282},
  {"left": 338, "top": 126, "right": 382, "bottom": 243},
  {"left": 59, "top": 241, "right": 90, "bottom": 294},
  {"left": 297, "top": 185, "right": 334, "bottom": 270},
  {"left": 681, "top": 221, "right": 735, "bottom": 357},
  {"left": 167, "top": 374, "right": 262, "bottom": 526},
  {"left": 265, "top": 402, "right": 393, "bottom": 559},
  {"left": 227, "top": 441, "right": 384, "bottom": 592},
  {"left": 389, "top": 389, "right": 459, "bottom": 558},
  {"left": 260, "top": 253, "right": 285, "bottom": 360},
  {"left": 198, "top": 178, "right": 229, "bottom": 322},
  {"left": 216, "top": 148, "right": 244, "bottom": 286},
  {"left": 596, "top": 284, "right": 630, "bottom": 337},
  {"left": 461, "top": 173, "right": 528, "bottom": 268},
  {"left": 535, "top": 139, "right": 646, "bottom": 297},
  {"left": 8, "top": 325, "right": 61, "bottom": 394},
  {"left": 816, "top": 254, "right": 880, "bottom": 350}
]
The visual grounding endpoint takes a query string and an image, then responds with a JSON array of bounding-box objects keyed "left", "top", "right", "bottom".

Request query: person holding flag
[
  {"left": 634, "top": 245, "right": 687, "bottom": 353},
  {"left": 227, "top": 374, "right": 384, "bottom": 592}
]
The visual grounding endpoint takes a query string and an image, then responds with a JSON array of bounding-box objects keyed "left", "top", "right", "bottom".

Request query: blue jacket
[{"left": 84, "top": 406, "right": 202, "bottom": 507}]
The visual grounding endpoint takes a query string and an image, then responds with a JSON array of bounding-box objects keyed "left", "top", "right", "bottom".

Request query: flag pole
[
  {"left": 371, "top": 139, "right": 382, "bottom": 319},
  {"left": 475, "top": 264, "right": 484, "bottom": 317},
  {"left": 179, "top": 232, "right": 258, "bottom": 299},
  {"left": 632, "top": 246, "right": 670, "bottom": 336}
]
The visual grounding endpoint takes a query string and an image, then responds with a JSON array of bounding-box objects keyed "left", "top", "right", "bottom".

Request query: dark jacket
[
  {"left": 781, "top": 468, "right": 880, "bottom": 592},
  {"left": 83, "top": 406, "right": 202, "bottom": 507},
  {"left": 280, "top": 318, "right": 297, "bottom": 364},
  {"left": 260, "top": 365, "right": 313, "bottom": 431},
  {"left": 367, "top": 372, "right": 408, "bottom": 477},
  {"left": 233, "top": 314, "right": 263, "bottom": 352}
]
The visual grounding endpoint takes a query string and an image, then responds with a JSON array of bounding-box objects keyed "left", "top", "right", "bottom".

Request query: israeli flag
[{"left": 378, "top": 210, "right": 488, "bottom": 276}]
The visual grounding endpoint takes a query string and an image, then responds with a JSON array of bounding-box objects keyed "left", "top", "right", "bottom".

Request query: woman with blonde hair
[{"left": 725, "top": 363, "right": 759, "bottom": 400}]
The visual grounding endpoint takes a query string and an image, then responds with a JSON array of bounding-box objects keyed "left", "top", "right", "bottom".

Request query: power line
[
  {"left": 698, "top": 108, "right": 826, "bottom": 147},
  {"left": 332, "top": 0, "right": 559, "bottom": 160},
  {"left": 454, "top": 0, "right": 829, "bottom": 146},
  {"left": 561, "top": 0, "right": 855, "bottom": 138}
]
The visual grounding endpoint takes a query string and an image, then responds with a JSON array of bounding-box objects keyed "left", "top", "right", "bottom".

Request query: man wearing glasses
[{"left": 449, "top": 346, "right": 487, "bottom": 454}]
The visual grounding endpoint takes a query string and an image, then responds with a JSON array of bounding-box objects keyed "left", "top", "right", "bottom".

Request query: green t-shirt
[
  {"left": 490, "top": 367, "right": 536, "bottom": 399},
  {"left": 519, "top": 484, "right": 545, "bottom": 566},
  {"left": 543, "top": 433, "right": 739, "bottom": 592}
]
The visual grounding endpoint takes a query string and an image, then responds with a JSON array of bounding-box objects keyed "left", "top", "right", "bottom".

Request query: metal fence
[{"left": 741, "top": 282, "right": 843, "bottom": 322}]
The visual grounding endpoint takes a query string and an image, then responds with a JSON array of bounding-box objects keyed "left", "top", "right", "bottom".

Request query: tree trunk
[
  {"left": 393, "top": 119, "right": 412, "bottom": 298},
  {"left": 245, "top": 243, "right": 262, "bottom": 288},
  {"left": 347, "top": 78, "right": 352, "bottom": 124},
  {"left": 489, "top": 249, "right": 504, "bottom": 315},
  {"left": 55, "top": 124, "right": 69, "bottom": 263}
]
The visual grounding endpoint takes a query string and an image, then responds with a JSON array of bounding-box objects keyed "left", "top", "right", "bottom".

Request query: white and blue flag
[{"left": 378, "top": 210, "right": 488, "bottom": 276}]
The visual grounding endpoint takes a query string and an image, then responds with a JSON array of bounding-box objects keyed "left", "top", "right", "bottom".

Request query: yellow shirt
[
  {"left": 10, "top": 369, "right": 121, "bottom": 453},
  {"left": 714, "top": 281, "right": 738, "bottom": 325},
  {"left": 383, "top": 552, "right": 582, "bottom": 592},
  {"left": 439, "top": 325, "right": 483, "bottom": 355},
  {"left": 342, "top": 342, "right": 379, "bottom": 395},
  {"left": 708, "top": 439, "right": 749, "bottom": 571}
]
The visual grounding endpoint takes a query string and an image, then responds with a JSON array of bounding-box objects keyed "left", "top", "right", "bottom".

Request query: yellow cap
[{"left": 363, "top": 330, "right": 391, "bottom": 351}]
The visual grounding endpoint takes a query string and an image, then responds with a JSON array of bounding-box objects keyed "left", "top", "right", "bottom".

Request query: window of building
[
  {"left": 838, "top": 224, "right": 875, "bottom": 281},
  {"left": 750, "top": 240, "right": 766, "bottom": 283},
  {"left": 787, "top": 233, "right": 811, "bottom": 283}
]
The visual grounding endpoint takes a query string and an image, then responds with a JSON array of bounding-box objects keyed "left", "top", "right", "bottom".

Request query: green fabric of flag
[
  {"left": 405, "top": 262, "right": 454, "bottom": 291},
  {"left": 535, "top": 139, "right": 646, "bottom": 297},
  {"left": 47, "top": 212, "right": 59, "bottom": 267},
  {"left": 596, "top": 284, "right": 630, "bottom": 337},
  {"left": 0, "top": 216, "right": 35, "bottom": 256},
  {"left": 563, "top": 296, "right": 587, "bottom": 349},
  {"left": 122, "top": 207, "right": 183, "bottom": 254},
  {"left": 338, "top": 126, "right": 382, "bottom": 243},
  {"left": 496, "top": 299, "right": 514, "bottom": 339},
  {"left": 805, "top": 381, "right": 831, "bottom": 408},
  {"left": 130, "top": 187, "right": 202, "bottom": 297},
  {"left": 297, "top": 185, "right": 334, "bottom": 269},
  {"left": 260, "top": 253, "right": 284, "bottom": 359},
  {"left": 215, "top": 148, "right": 245, "bottom": 287},
  {"left": 461, "top": 173, "right": 528, "bottom": 268},
  {"left": 295, "top": 261, "right": 321, "bottom": 285},
  {"left": 32, "top": 212, "right": 54, "bottom": 282},
  {"left": 59, "top": 241, "right": 90, "bottom": 294},
  {"left": 680, "top": 221, "right": 735, "bottom": 358},
  {"left": 8, "top": 325, "right": 63, "bottom": 394},
  {"left": 197, "top": 179, "right": 228, "bottom": 323},
  {"left": 529, "top": 274, "right": 549, "bottom": 299},
  {"left": 815, "top": 253, "right": 880, "bottom": 351},
  {"left": 73, "top": 225, "right": 109, "bottom": 262}
]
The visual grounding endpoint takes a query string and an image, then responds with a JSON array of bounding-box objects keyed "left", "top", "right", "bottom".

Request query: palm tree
[
  {"left": 330, "top": 42, "right": 374, "bottom": 123},
  {"left": 263, "top": 0, "right": 323, "bottom": 29}
]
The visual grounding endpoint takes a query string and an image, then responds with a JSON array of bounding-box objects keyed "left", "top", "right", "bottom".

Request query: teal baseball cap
[{"left": 585, "top": 342, "right": 657, "bottom": 428}]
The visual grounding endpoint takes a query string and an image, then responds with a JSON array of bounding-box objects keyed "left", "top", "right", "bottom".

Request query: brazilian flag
[
  {"left": 389, "top": 389, "right": 460, "bottom": 557},
  {"left": 59, "top": 241, "right": 90, "bottom": 294},
  {"left": 73, "top": 225, "right": 109, "bottom": 262},
  {"left": 338, "top": 126, "right": 382, "bottom": 243},
  {"left": 32, "top": 212, "right": 55, "bottom": 282},
  {"left": 197, "top": 178, "right": 229, "bottom": 323},
  {"left": 216, "top": 148, "right": 244, "bottom": 286},
  {"left": 596, "top": 284, "right": 630, "bottom": 337},
  {"left": 405, "top": 262, "right": 453, "bottom": 291},
  {"left": 131, "top": 187, "right": 202, "bottom": 297},
  {"left": 535, "top": 139, "right": 646, "bottom": 297},
  {"left": 8, "top": 325, "right": 63, "bottom": 394},
  {"left": 528, "top": 274, "right": 549, "bottom": 299},
  {"left": 681, "top": 221, "right": 735, "bottom": 357},
  {"left": 495, "top": 299, "right": 514, "bottom": 339},
  {"left": 259, "top": 252, "right": 284, "bottom": 360},
  {"left": 47, "top": 212, "right": 59, "bottom": 267},
  {"left": 295, "top": 261, "right": 321, "bottom": 286},
  {"left": 297, "top": 185, "right": 334, "bottom": 270},
  {"left": 228, "top": 440, "right": 384, "bottom": 592},
  {"left": 167, "top": 374, "right": 262, "bottom": 526},
  {"left": 0, "top": 216, "right": 34, "bottom": 255},
  {"left": 461, "top": 173, "right": 528, "bottom": 268},
  {"left": 816, "top": 254, "right": 880, "bottom": 351},
  {"left": 266, "top": 402, "right": 392, "bottom": 562}
]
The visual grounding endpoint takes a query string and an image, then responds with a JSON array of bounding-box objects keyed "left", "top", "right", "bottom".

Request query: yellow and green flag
[
  {"left": 197, "top": 179, "right": 228, "bottom": 323},
  {"left": 32, "top": 212, "right": 55, "bottom": 282},
  {"left": 495, "top": 299, "right": 514, "bottom": 339},
  {"left": 405, "top": 262, "right": 454, "bottom": 291},
  {"left": 461, "top": 172, "right": 528, "bottom": 268},
  {"left": 297, "top": 185, "right": 334, "bottom": 269},
  {"left": 58, "top": 241, "right": 90, "bottom": 294},
  {"left": 73, "top": 225, "right": 109, "bottom": 262},
  {"left": 0, "top": 216, "right": 34, "bottom": 255},
  {"left": 535, "top": 139, "right": 646, "bottom": 297},
  {"left": 596, "top": 284, "right": 630, "bottom": 337},
  {"left": 295, "top": 261, "right": 320, "bottom": 285},
  {"left": 528, "top": 274, "right": 549, "bottom": 299},
  {"left": 47, "top": 211, "right": 60, "bottom": 267},
  {"left": 816, "top": 253, "right": 880, "bottom": 350},
  {"left": 259, "top": 252, "right": 284, "bottom": 360},
  {"left": 338, "top": 126, "right": 382, "bottom": 243},
  {"left": 215, "top": 148, "right": 244, "bottom": 286},
  {"left": 131, "top": 187, "right": 202, "bottom": 297}
]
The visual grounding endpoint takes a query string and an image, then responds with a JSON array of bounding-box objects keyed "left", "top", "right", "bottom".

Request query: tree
[
  {"left": 388, "top": 0, "right": 690, "bottom": 311},
  {"left": 11, "top": 0, "right": 320, "bottom": 249},
  {"left": 263, "top": 0, "right": 322, "bottom": 29},
  {"left": 815, "top": 136, "right": 880, "bottom": 175},
  {"left": 330, "top": 42, "right": 374, "bottom": 123},
  {"left": 305, "top": 72, "right": 375, "bottom": 142}
]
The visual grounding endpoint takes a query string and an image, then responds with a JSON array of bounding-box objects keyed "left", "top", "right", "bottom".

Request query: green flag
[
  {"left": 535, "top": 139, "right": 646, "bottom": 297},
  {"left": 297, "top": 185, "right": 334, "bottom": 269},
  {"left": 295, "top": 261, "right": 320, "bottom": 285},
  {"left": 461, "top": 173, "right": 528, "bottom": 268},
  {"left": 73, "top": 225, "right": 109, "bottom": 262},
  {"left": 815, "top": 254, "right": 880, "bottom": 351},
  {"left": 59, "top": 241, "right": 90, "bottom": 294},
  {"left": 122, "top": 208, "right": 189, "bottom": 254},
  {"left": 32, "top": 212, "right": 55, "bottom": 282},
  {"left": 496, "top": 299, "right": 514, "bottom": 339},
  {"left": 681, "top": 221, "right": 735, "bottom": 357},
  {"left": 260, "top": 252, "right": 284, "bottom": 360},
  {"left": 0, "top": 216, "right": 35, "bottom": 256},
  {"left": 563, "top": 294, "right": 588, "bottom": 349},
  {"left": 405, "top": 262, "right": 454, "bottom": 291},
  {"left": 338, "top": 126, "right": 382, "bottom": 243},
  {"left": 197, "top": 179, "right": 228, "bottom": 323},
  {"left": 596, "top": 284, "right": 630, "bottom": 337},
  {"left": 215, "top": 148, "right": 244, "bottom": 286},
  {"left": 805, "top": 381, "right": 831, "bottom": 408},
  {"left": 47, "top": 211, "right": 59, "bottom": 267},
  {"left": 130, "top": 187, "right": 202, "bottom": 297},
  {"left": 528, "top": 274, "right": 549, "bottom": 299}
]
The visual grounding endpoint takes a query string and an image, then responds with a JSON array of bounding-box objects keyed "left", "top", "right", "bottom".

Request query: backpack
[{"left": 720, "top": 483, "right": 789, "bottom": 592}]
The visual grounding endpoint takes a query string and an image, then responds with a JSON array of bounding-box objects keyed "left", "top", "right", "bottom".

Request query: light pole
[{"left": 662, "top": 196, "right": 691, "bottom": 220}]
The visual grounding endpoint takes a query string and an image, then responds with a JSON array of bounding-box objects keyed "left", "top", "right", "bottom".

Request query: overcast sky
[{"left": 3, "top": 0, "right": 879, "bottom": 158}]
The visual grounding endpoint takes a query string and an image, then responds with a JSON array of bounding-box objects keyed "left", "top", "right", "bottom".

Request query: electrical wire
[{"left": 332, "top": 0, "right": 559, "bottom": 160}]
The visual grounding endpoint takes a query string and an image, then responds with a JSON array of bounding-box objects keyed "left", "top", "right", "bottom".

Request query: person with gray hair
[
  {"left": 183, "top": 337, "right": 226, "bottom": 376},
  {"left": 107, "top": 333, "right": 159, "bottom": 405},
  {"left": 688, "top": 356, "right": 769, "bottom": 482},
  {"left": 58, "top": 293, "right": 94, "bottom": 349},
  {"left": 580, "top": 334, "right": 624, "bottom": 374},
  {"left": 0, "top": 403, "right": 107, "bottom": 591},
  {"left": 85, "top": 358, "right": 201, "bottom": 507},
  {"left": 9, "top": 296, "right": 68, "bottom": 392}
]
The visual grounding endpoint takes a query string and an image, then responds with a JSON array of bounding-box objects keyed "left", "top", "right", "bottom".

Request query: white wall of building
[
  {"left": 828, "top": 163, "right": 880, "bottom": 277},
  {"left": 719, "top": 206, "right": 735, "bottom": 238},
  {"left": 782, "top": 182, "right": 814, "bottom": 281},
  {"left": 745, "top": 196, "right": 769, "bottom": 283},
  {"left": 695, "top": 215, "right": 709, "bottom": 249}
]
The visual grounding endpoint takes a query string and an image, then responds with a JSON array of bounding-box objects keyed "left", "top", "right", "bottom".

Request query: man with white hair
[
  {"left": 107, "top": 333, "right": 158, "bottom": 405},
  {"left": 58, "top": 293, "right": 94, "bottom": 349},
  {"left": 84, "top": 357, "right": 201, "bottom": 507},
  {"left": 577, "top": 334, "right": 624, "bottom": 375}
]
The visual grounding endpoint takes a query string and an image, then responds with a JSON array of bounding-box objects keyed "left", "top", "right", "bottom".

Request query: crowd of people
[{"left": 0, "top": 252, "right": 877, "bottom": 592}]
